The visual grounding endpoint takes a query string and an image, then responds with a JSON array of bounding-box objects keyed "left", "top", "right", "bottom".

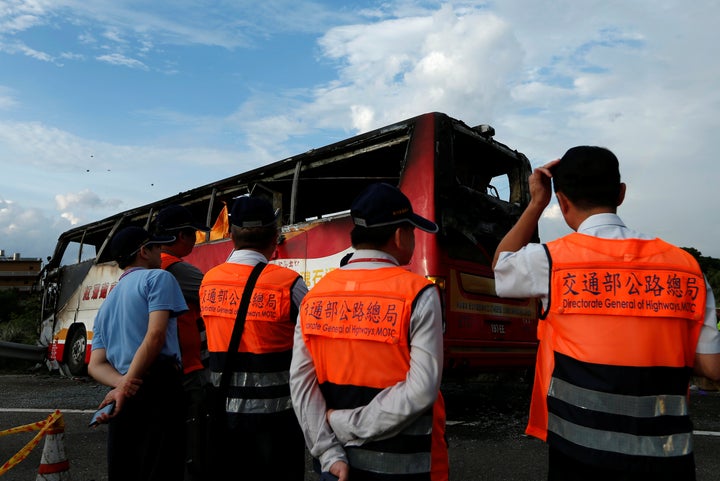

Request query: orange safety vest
[
  {"left": 300, "top": 266, "right": 449, "bottom": 481},
  {"left": 528, "top": 233, "right": 706, "bottom": 472},
  {"left": 161, "top": 253, "right": 207, "bottom": 375},
  {"left": 199, "top": 262, "right": 300, "bottom": 415}
]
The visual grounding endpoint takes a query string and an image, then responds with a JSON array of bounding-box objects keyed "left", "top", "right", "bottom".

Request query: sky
[{"left": 1, "top": 0, "right": 719, "bottom": 263}]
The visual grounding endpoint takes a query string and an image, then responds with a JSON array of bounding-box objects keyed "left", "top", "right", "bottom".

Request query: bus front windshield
[{"left": 437, "top": 126, "right": 531, "bottom": 267}]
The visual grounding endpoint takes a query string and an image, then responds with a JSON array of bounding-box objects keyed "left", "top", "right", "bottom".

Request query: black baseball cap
[
  {"left": 154, "top": 204, "right": 210, "bottom": 233},
  {"left": 110, "top": 226, "right": 175, "bottom": 261},
  {"left": 229, "top": 196, "right": 279, "bottom": 228},
  {"left": 351, "top": 183, "right": 438, "bottom": 233}
]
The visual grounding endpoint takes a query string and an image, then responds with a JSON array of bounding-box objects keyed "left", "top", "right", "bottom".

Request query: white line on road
[
  {"left": 0, "top": 408, "right": 95, "bottom": 414},
  {"left": 694, "top": 430, "right": 720, "bottom": 437}
]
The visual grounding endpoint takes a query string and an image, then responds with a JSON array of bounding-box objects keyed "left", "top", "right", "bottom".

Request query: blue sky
[{"left": 2, "top": 0, "right": 719, "bottom": 261}]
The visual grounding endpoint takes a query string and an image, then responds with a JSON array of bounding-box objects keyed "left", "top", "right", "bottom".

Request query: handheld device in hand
[{"left": 89, "top": 401, "right": 116, "bottom": 427}]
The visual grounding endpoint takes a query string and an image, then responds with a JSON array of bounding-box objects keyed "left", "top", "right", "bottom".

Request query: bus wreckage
[{"left": 39, "top": 112, "right": 539, "bottom": 376}]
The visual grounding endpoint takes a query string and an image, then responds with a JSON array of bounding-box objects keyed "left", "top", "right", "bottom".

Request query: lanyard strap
[
  {"left": 118, "top": 267, "right": 144, "bottom": 280},
  {"left": 218, "top": 262, "right": 267, "bottom": 396},
  {"left": 346, "top": 257, "right": 397, "bottom": 265}
]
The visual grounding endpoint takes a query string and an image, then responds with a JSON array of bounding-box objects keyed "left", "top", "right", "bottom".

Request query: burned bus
[{"left": 40, "top": 112, "right": 538, "bottom": 376}]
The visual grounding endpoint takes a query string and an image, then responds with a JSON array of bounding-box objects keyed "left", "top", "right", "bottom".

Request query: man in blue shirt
[{"left": 89, "top": 226, "right": 188, "bottom": 481}]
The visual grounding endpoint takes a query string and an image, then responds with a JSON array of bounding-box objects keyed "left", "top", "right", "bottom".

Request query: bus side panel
[
  {"left": 188, "top": 216, "right": 354, "bottom": 287},
  {"left": 275, "top": 228, "right": 308, "bottom": 284},
  {"left": 276, "top": 217, "right": 354, "bottom": 288},
  {"left": 185, "top": 239, "right": 234, "bottom": 274},
  {"left": 50, "top": 263, "right": 122, "bottom": 364},
  {"left": 398, "top": 113, "right": 439, "bottom": 276}
]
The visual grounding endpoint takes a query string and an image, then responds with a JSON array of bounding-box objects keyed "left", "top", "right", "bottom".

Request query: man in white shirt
[{"left": 492, "top": 146, "right": 720, "bottom": 480}]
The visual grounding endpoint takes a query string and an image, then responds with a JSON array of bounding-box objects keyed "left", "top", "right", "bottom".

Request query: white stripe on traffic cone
[{"left": 36, "top": 410, "right": 70, "bottom": 481}]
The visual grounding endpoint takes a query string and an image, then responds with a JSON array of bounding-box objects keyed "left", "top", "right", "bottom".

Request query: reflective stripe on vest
[
  {"left": 548, "top": 375, "right": 693, "bottom": 457},
  {"left": 225, "top": 396, "right": 293, "bottom": 415},
  {"left": 528, "top": 234, "right": 705, "bottom": 467},
  {"left": 345, "top": 406, "right": 435, "bottom": 475},
  {"left": 210, "top": 370, "right": 293, "bottom": 414},
  {"left": 347, "top": 449, "right": 431, "bottom": 475},
  {"left": 548, "top": 413, "right": 693, "bottom": 457},
  {"left": 549, "top": 377, "right": 688, "bottom": 418}
]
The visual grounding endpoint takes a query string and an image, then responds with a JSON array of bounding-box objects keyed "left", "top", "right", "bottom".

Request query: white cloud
[
  {"left": 102, "top": 27, "right": 126, "bottom": 44},
  {"left": 59, "top": 51, "right": 84, "bottom": 61},
  {"left": 96, "top": 53, "right": 147, "bottom": 69},
  {"left": 53, "top": 189, "right": 122, "bottom": 229},
  {"left": 54, "top": 189, "right": 121, "bottom": 211},
  {"left": 60, "top": 211, "right": 79, "bottom": 225},
  {"left": 308, "top": 5, "right": 523, "bottom": 132},
  {"left": 0, "top": 39, "right": 53, "bottom": 61},
  {"left": 0, "top": 196, "right": 62, "bottom": 260},
  {"left": 0, "top": 0, "right": 49, "bottom": 33}
]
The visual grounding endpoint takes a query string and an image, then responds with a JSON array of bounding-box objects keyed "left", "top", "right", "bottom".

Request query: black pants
[
  {"left": 108, "top": 359, "right": 185, "bottom": 481},
  {"left": 209, "top": 410, "right": 306, "bottom": 480},
  {"left": 182, "top": 369, "right": 211, "bottom": 481}
]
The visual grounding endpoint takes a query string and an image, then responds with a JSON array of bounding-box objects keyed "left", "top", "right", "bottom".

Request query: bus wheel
[{"left": 65, "top": 327, "right": 88, "bottom": 376}]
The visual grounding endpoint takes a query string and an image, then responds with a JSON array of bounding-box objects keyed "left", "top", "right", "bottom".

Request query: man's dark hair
[
  {"left": 231, "top": 225, "right": 278, "bottom": 250},
  {"left": 117, "top": 254, "right": 136, "bottom": 270},
  {"left": 350, "top": 224, "right": 402, "bottom": 247},
  {"left": 551, "top": 146, "right": 622, "bottom": 209}
]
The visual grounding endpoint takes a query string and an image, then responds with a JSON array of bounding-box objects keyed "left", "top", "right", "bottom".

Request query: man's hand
[
  {"left": 103, "top": 377, "right": 142, "bottom": 416},
  {"left": 528, "top": 159, "right": 560, "bottom": 210},
  {"left": 116, "top": 375, "right": 142, "bottom": 398},
  {"left": 329, "top": 460, "right": 349, "bottom": 481},
  {"left": 492, "top": 159, "right": 560, "bottom": 268}
]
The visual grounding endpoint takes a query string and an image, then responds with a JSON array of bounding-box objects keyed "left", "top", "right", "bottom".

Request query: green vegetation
[
  {"left": 0, "top": 290, "right": 42, "bottom": 371},
  {"left": 682, "top": 248, "right": 720, "bottom": 307},
  {"left": 0, "top": 290, "right": 41, "bottom": 344}
]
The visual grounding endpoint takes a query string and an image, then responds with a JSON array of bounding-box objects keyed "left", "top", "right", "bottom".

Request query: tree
[
  {"left": 0, "top": 289, "right": 20, "bottom": 323},
  {"left": 682, "top": 248, "right": 720, "bottom": 307},
  {"left": 0, "top": 290, "right": 41, "bottom": 344}
]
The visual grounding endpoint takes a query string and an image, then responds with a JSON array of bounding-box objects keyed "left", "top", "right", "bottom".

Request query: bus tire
[{"left": 65, "top": 326, "right": 88, "bottom": 376}]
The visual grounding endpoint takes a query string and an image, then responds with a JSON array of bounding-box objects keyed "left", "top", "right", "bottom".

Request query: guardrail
[{"left": 0, "top": 341, "right": 47, "bottom": 362}]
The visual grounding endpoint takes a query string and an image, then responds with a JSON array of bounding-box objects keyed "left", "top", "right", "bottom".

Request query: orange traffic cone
[{"left": 36, "top": 410, "right": 70, "bottom": 480}]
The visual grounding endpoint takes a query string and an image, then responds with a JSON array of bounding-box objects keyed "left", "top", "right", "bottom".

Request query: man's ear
[
  {"left": 393, "top": 226, "right": 404, "bottom": 248},
  {"left": 137, "top": 245, "right": 152, "bottom": 261},
  {"left": 556, "top": 192, "right": 570, "bottom": 215},
  {"left": 617, "top": 182, "right": 627, "bottom": 207}
]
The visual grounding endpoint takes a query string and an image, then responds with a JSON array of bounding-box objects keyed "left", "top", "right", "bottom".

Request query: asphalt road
[{"left": 1, "top": 371, "right": 719, "bottom": 480}]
